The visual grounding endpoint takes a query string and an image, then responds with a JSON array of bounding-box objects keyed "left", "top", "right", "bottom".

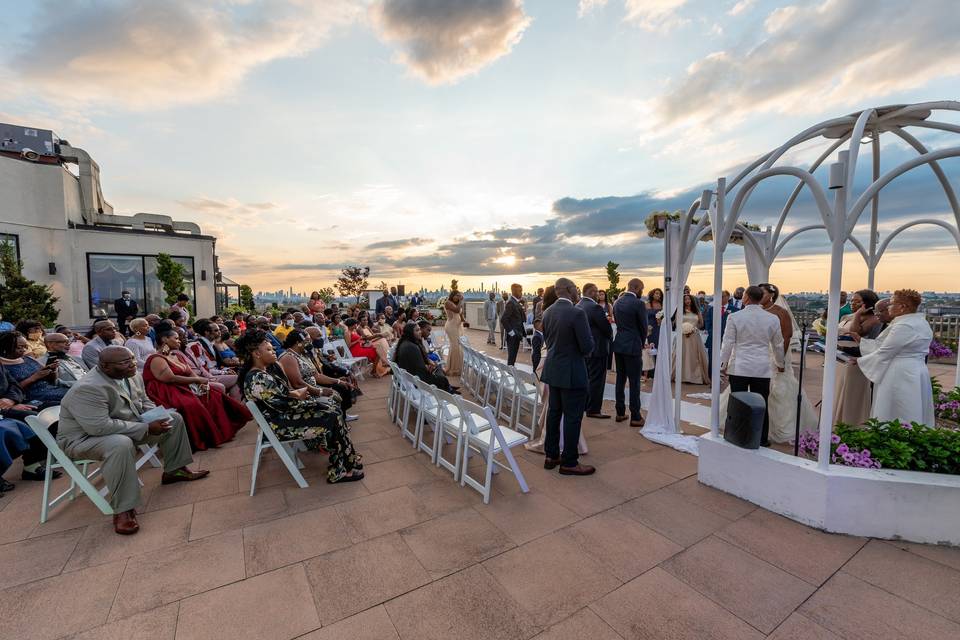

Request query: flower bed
[{"left": 799, "top": 419, "right": 960, "bottom": 475}]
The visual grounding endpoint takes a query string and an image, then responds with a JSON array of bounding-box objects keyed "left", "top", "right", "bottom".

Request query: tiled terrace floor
[{"left": 1, "top": 330, "right": 958, "bottom": 639}]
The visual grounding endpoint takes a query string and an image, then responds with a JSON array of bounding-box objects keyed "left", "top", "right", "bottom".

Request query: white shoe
[{"left": 345, "top": 414, "right": 359, "bottom": 422}]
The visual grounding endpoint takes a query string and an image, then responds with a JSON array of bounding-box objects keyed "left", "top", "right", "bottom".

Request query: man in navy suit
[
  {"left": 611, "top": 278, "right": 648, "bottom": 426},
  {"left": 540, "top": 278, "right": 595, "bottom": 475},
  {"left": 577, "top": 283, "right": 613, "bottom": 419},
  {"left": 705, "top": 290, "right": 731, "bottom": 377},
  {"left": 500, "top": 284, "right": 525, "bottom": 366},
  {"left": 113, "top": 290, "right": 139, "bottom": 336},
  {"left": 530, "top": 319, "right": 544, "bottom": 375}
]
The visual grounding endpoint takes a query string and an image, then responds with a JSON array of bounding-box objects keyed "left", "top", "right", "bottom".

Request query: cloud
[
  {"left": 651, "top": 0, "right": 960, "bottom": 130},
  {"left": 579, "top": 0, "right": 688, "bottom": 31},
  {"left": 727, "top": 0, "right": 756, "bottom": 16},
  {"left": 10, "top": 0, "right": 360, "bottom": 109},
  {"left": 365, "top": 237, "right": 431, "bottom": 250},
  {"left": 370, "top": 0, "right": 531, "bottom": 84},
  {"left": 178, "top": 197, "right": 282, "bottom": 225}
]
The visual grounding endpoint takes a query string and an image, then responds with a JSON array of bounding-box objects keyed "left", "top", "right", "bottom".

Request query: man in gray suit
[
  {"left": 612, "top": 278, "right": 648, "bottom": 426},
  {"left": 58, "top": 346, "right": 209, "bottom": 535},
  {"left": 483, "top": 292, "right": 498, "bottom": 344},
  {"left": 42, "top": 333, "right": 88, "bottom": 387},
  {"left": 578, "top": 283, "right": 613, "bottom": 419},
  {"left": 541, "top": 278, "right": 595, "bottom": 475}
]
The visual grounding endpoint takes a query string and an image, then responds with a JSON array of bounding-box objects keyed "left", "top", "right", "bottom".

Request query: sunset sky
[{"left": 2, "top": 0, "right": 959, "bottom": 294}]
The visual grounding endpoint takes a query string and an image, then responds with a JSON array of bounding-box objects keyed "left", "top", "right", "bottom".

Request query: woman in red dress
[
  {"left": 344, "top": 318, "right": 387, "bottom": 377},
  {"left": 143, "top": 328, "right": 251, "bottom": 451}
]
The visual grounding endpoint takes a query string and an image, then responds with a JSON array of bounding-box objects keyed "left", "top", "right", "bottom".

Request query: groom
[{"left": 719, "top": 285, "right": 784, "bottom": 446}]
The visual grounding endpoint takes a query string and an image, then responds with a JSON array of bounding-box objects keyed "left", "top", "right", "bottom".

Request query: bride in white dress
[{"left": 719, "top": 287, "right": 817, "bottom": 443}]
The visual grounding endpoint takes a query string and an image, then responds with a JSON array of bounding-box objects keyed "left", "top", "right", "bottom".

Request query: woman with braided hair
[{"left": 236, "top": 329, "right": 363, "bottom": 483}]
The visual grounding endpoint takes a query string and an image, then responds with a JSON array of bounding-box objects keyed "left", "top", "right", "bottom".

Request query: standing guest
[
  {"left": 308, "top": 291, "right": 326, "bottom": 319},
  {"left": 410, "top": 291, "right": 422, "bottom": 307},
  {"left": 541, "top": 277, "right": 595, "bottom": 475},
  {"left": 238, "top": 330, "right": 363, "bottom": 484},
  {"left": 677, "top": 294, "right": 710, "bottom": 385},
  {"left": 837, "top": 291, "right": 852, "bottom": 318},
  {"left": 16, "top": 321, "right": 47, "bottom": 359},
  {"left": 532, "top": 287, "right": 545, "bottom": 323},
  {"left": 483, "top": 292, "right": 498, "bottom": 345},
  {"left": 0, "top": 332, "right": 67, "bottom": 407},
  {"left": 856, "top": 289, "right": 934, "bottom": 425},
  {"left": 232, "top": 313, "right": 248, "bottom": 332},
  {"left": 0, "top": 313, "right": 13, "bottom": 333},
  {"left": 82, "top": 320, "right": 123, "bottom": 369},
  {"left": 833, "top": 289, "right": 880, "bottom": 427},
  {"left": 704, "top": 290, "right": 731, "bottom": 378},
  {"left": 719, "top": 285, "right": 784, "bottom": 446},
  {"left": 496, "top": 291, "right": 508, "bottom": 349},
  {"left": 58, "top": 345, "right": 208, "bottom": 535},
  {"left": 578, "top": 283, "right": 613, "bottom": 419},
  {"left": 444, "top": 291, "right": 464, "bottom": 376},
  {"left": 530, "top": 319, "right": 544, "bottom": 375},
  {"left": 612, "top": 278, "right": 648, "bottom": 427},
  {"left": 395, "top": 322, "right": 455, "bottom": 392},
  {"left": 874, "top": 298, "right": 892, "bottom": 330},
  {"left": 143, "top": 329, "right": 250, "bottom": 451},
  {"left": 124, "top": 318, "right": 157, "bottom": 370},
  {"left": 597, "top": 289, "right": 613, "bottom": 322},
  {"left": 645, "top": 288, "right": 664, "bottom": 377},
  {"left": 696, "top": 291, "right": 709, "bottom": 315},
  {"left": 42, "top": 333, "right": 88, "bottom": 386},
  {"left": 170, "top": 293, "right": 191, "bottom": 324},
  {"left": 501, "top": 284, "right": 525, "bottom": 366},
  {"left": 728, "top": 287, "right": 745, "bottom": 312},
  {"left": 113, "top": 290, "right": 139, "bottom": 335}
]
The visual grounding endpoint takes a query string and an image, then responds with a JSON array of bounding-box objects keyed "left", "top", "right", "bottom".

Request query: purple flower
[
  {"left": 836, "top": 443, "right": 849, "bottom": 455},
  {"left": 831, "top": 434, "right": 841, "bottom": 444}
]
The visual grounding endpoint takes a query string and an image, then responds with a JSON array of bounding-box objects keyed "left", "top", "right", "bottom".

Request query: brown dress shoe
[
  {"left": 113, "top": 509, "right": 139, "bottom": 535},
  {"left": 161, "top": 468, "right": 211, "bottom": 485},
  {"left": 559, "top": 464, "right": 596, "bottom": 476},
  {"left": 630, "top": 418, "right": 645, "bottom": 427},
  {"left": 615, "top": 415, "right": 628, "bottom": 423},
  {"left": 586, "top": 413, "right": 611, "bottom": 419},
  {"left": 543, "top": 457, "right": 561, "bottom": 470}
]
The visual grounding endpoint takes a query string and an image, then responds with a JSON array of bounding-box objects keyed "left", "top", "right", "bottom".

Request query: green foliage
[
  {"left": 604, "top": 261, "right": 623, "bottom": 300},
  {"left": 222, "top": 304, "right": 248, "bottom": 319},
  {"left": 336, "top": 265, "right": 370, "bottom": 303},
  {"left": 239, "top": 284, "right": 255, "bottom": 311},
  {"left": 315, "top": 287, "right": 335, "bottom": 304},
  {"left": 0, "top": 240, "right": 59, "bottom": 324},
  {"left": 835, "top": 420, "right": 960, "bottom": 475},
  {"left": 155, "top": 253, "right": 186, "bottom": 307}
]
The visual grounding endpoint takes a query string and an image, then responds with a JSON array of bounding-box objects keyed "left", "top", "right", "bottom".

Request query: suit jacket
[
  {"left": 726, "top": 299, "right": 743, "bottom": 313},
  {"left": 43, "top": 353, "right": 89, "bottom": 387},
  {"left": 704, "top": 304, "right": 729, "bottom": 351},
  {"left": 114, "top": 298, "right": 139, "bottom": 325},
  {"left": 483, "top": 299, "right": 498, "bottom": 322},
  {"left": 577, "top": 297, "right": 613, "bottom": 359},
  {"left": 719, "top": 304, "right": 784, "bottom": 378},
  {"left": 58, "top": 367, "right": 157, "bottom": 447},
  {"left": 500, "top": 297, "right": 525, "bottom": 338},
  {"left": 611, "top": 292, "right": 648, "bottom": 356},
  {"left": 530, "top": 330, "right": 544, "bottom": 374},
  {"left": 540, "top": 299, "right": 594, "bottom": 389}
]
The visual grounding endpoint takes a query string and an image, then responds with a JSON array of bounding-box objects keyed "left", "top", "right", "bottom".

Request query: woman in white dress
[{"left": 675, "top": 294, "right": 710, "bottom": 385}]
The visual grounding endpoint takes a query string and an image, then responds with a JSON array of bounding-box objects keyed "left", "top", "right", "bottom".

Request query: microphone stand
[{"left": 794, "top": 320, "right": 809, "bottom": 456}]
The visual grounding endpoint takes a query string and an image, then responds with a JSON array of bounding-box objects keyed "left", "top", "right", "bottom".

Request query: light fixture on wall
[
  {"left": 48, "top": 262, "right": 56, "bottom": 275},
  {"left": 201, "top": 270, "right": 207, "bottom": 281},
  {"left": 829, "top": 161, "right": 845, "bottom": 190}
]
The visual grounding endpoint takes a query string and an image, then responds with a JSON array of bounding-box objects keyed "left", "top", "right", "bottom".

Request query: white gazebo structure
[{"left": 643, "top": 101, "right": 960, "bottom": 545}]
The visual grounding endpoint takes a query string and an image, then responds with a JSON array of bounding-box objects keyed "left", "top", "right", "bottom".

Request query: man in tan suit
[{"left": 58, "top": 346, "right": 209, "bottom": 535}]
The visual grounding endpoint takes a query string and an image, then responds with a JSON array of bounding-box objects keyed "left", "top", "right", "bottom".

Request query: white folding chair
[
  {"left": 482, "top": 356, "right": 510, "bottom": 408},
  {"left": 26, "top": 406, "right": 161, "bottom": 523},
  {"left": 457, "top": 398, "right": 529, "bottom": 503},
  {"left": 386, "top": 361, "right": 403, "bottom": 425},
  {"left": 522, "top": 323, "right": 534, "bottom": 352},
  {"left": 460, "top": 347, "right": 477, "bottom": 395},
  {"left": 396, "top": 370, "right": 422, "bottom": 444},
  {"left": 417, "top": 384, "right": 461, "bottom": 464},
  {"left": 511, "top": 367, "right": 541, "bottom": 438},
  {"left": 246, "top": 401, "right": 308, "bottom": 496},
  {"left": 325, "top": 339, "right": 367, "bottom": 380},
  {"left": 492, "top": 361, "right": 518, "bottom": 426}
]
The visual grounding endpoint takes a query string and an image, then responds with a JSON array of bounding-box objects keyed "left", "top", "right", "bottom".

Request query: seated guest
[
  {"left": 82, "top": 320, "right": 123, "bottom": 369},
  {"left": 277, "top": 330, "right": 351, "bottom": 417},
  {"left": 0, "top": 332, "right": 67, "bottom": 407},
  {"left": 395, "top": 322, "right": 456, "bottom": 393},
  {"left": 391, "top": 312, "right": 407, "bottom": 339},
  {"left": 124, "top": 318, "right": 157, "bottom": 371},
  {"left": 0, "top": 361, "right": 60, "bottom": 481},
  {"left": 232, "top": 312, "right": 247, "bottom": 332},
  {"left": 143, "top": 329, "right": 250, "bottom": 451},
  {"left": 375, "top": 314, "right": 395, "bottom": 343},
  {"left": 417, "top": 321, "right": 443, "bottom": 366},
  {"left": 344, "top": 318, "right": 388, "bottom": 377},
  {"left": 357, "top": 314, "right": 391, "bottom": 365},
  {"left": 55, "top": 325, "right": 88, "bottom": 358},
  {"left": 144, "top": 314, "right": 162, "bottom": 345},
  {"left": 255, "top": 317, "right": 284, "bottom": 354},
  {"left": 408, "top": 308, "right": 421, "bottom": 323},
  {"left": 58, "top": 346, "right": 209, "bottom": 535},
  {"left": 214, "top": 324, "right": 240, "bottom": 367},
  {"left": 383, "top": 306, "right": 395, "bottom": 325},
  {"left": 237, "top": 330, "right": 363, "bottom": 484},
  {"left": 42, "top": 332, "right": 89, "bottom": 386},
  {"left": 274, "top": 312, "right": 295, "bottom": 342},
  {"left": 305, "top": 326, "right": 361, "bottom": 398},
  {"left": 0, "top": 313, "right": 13, "bottom": 333},
  {"left": 0, "top": 417, "right": 37, "bottom": 494},
  {"left": 330, "top": 315, "right": 346, "bottom": 341},
  {"left": 186, "top": 319, "right": 240, "bottom": 400},
  {"left": 16, "top": 320, "right": 47, "bottom": 359}
]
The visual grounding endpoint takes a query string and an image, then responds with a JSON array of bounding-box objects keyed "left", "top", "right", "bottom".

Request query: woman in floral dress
[{"left": 237, "top": 330, "right": 363, "bottom": 483}]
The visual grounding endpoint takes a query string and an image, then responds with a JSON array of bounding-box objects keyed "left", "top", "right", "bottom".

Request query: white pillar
[
  {"left": 818, "top": 151, "right": 849, "bottom": 470},
  {"left": 867, "top": 134, "right": 880, "bottom": 290},
  {"left": 709, "top": 179, "right": 727, "bottom": 436}
]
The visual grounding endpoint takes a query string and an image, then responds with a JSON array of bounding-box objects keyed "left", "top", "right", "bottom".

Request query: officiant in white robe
[{"left": 856, "top": 291, "right": 934, "bottom": 427}]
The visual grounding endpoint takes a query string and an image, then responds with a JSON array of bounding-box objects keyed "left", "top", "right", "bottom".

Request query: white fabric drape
[{"left": 742, "top": 234, "right": 769, "bottom": 285}]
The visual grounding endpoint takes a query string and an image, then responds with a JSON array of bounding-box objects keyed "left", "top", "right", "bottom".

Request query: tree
[
  {"left": 0, "top": 241, "right": 59, "bottom": 324},
  {"left": 605, "top": 261, "right": 624, "bottom": 300},
  {"left": 316, "top": 287, "right": 335, "bottom": 303},
  {"left": 336, "top": 265, "right": 370, "bottom": 304},
  {"left": 155, "top": 253, "right": 186, "bottom": 307},
  {"left": 239, "top": 284, "right": 255, "bottom": 311}
]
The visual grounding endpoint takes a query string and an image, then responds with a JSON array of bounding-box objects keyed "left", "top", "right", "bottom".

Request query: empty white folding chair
[
  {"left": 246, "top": 401, "right": 309, "bottom": 495},
  {"left": 456, "top": 397, "right": 529, "bottom": 503},
  {"left": 491, "top": 360, "right": 518, "bottom": 426},
  {"left": 417, "top": 385, "right": 462, "bottom": 464},
  {"left": 325, "top": 339, "right": 367, "bottom": 380},
  {"left": 386, "top": 361, "right": 403, "bottom": 425},
  {"left": 436, "top": 391, "right": 491, "bottom": 480},
  {"left": 482, "top": 356, "right": 510, "bottom": 408},
  {"left": 510, "top": 367, "right": 541, "bottom": 438},
  {"left": 26, "top": 406, "right": 161, "bottom": 523},
  {"left": 522, "top": 322, "right": 534, "bottom": 351},
  {"left": 396, "top": 370, "right": 423, "bottom": 444}
]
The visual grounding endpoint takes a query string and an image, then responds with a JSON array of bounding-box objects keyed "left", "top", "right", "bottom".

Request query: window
[
  {"left": 87, "top": 253, "right": 196, "bottom": 319},
  {"left": 0, "top": 233, "right": 20, "bottom": 262}
]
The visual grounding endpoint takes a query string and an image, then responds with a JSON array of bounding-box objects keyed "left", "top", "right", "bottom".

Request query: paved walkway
[{"left": 0, "top": 332, "right": 958, "bottom": 639}]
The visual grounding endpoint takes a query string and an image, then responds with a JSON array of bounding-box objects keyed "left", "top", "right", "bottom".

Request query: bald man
[
  {"left": 611, "top": 278, "right": 648, "bottom": 426},
  {"left": 43, "top": 333, "right": 88, "bottom": 386},
  {"left": 501, "top": 283, "right": 525, "bottom": 365},
  {"left": 58, "top": 346, "right": 208, "bottom": 535},
  {"left": 82, "top": 320, "right": 123, "bottom": 370}
]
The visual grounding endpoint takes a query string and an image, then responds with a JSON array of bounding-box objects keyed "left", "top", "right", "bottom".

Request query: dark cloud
[
  {"left": 365, "top": 237, "right": 431, "bottom": 250},
  {"left": 371, "top": 0, "right": 531, "bottom": 84}
]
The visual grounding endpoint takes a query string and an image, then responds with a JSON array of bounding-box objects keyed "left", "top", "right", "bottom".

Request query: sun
[{"left": 493, "top": 255, "right": 518, "bottom": 266}]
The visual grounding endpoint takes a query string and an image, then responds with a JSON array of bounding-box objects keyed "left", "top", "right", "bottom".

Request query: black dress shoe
[
  {"left": 0, "top": 479, "right": 15, "bottom": 492},
  {"left": 21, "top": 466, "right": 62, "bottom": 481},
  {"left": 543, "top": 457, "right": 561, "bottom": 470}
]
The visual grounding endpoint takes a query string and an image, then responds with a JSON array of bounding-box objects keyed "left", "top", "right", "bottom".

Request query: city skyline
[{"left": 3, "top": 0, "right": 959, "bottom": 294}]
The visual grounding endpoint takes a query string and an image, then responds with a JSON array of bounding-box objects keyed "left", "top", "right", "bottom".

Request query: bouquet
[{"left": 681, "top": 321, "right": 696, "bottom": 336}]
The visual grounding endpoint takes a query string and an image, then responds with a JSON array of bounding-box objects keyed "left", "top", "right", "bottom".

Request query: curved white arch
[
  {"left": 887, "top": 127, "right": 960, "bottom": 224},
  {"left": 844, "top": 109, "right": 877, "bottom": 196},
  {"left": 874, "top": 219, "right": 960, "bottom": 262},
  {"left": 726, "top": 167, "right": 834, "bottom": 240}
]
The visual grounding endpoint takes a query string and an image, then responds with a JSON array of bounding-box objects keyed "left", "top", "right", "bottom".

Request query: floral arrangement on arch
[{"left": 644, "top": 210, "right": 761, "bottom": 246}]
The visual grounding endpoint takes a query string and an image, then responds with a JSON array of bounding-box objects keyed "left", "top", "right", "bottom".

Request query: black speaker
[
  {"left": 397, "top": 284, "right": 405, "bottom": 297},
  {"left": 724, "top": 391, "right": 766, "bottom": 449}
]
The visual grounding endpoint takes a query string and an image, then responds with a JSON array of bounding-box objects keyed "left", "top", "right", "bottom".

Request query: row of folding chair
[
  {"left": 386, "top": 361, "right": 528, "bottom": 503},
  {"left": 458, "top": 338, "right": 541, "bottom": 441},
  {"left": 322, "top": 338, "right": 367, "bottom": 380}
]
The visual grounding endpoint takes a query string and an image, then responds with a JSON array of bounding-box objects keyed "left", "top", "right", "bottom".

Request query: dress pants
[
  {"left": 614, "top": 353, "right": 642, "bottom": 420},
  {"left": 585, "top": 356, "right": 607, "bottom": 414},
  {"left": 728, "top": 375, "right": 771, "bottom": 444},
  {"left": 486, "top": 320, "right": 497, "bottom": 344},
  {"left": 506, "top": 334, "right": 522, "bottom": 366},
  {"left": 544, "top": 385, "right": 588, "bottom": 467},
  {"left": 60, "top": 412, "right": 194, "bottom": 513}
]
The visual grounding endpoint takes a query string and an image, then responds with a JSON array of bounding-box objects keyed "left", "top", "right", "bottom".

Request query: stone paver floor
[{"left": 1, "top": 330, "right": 958, "bottom": 639}]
